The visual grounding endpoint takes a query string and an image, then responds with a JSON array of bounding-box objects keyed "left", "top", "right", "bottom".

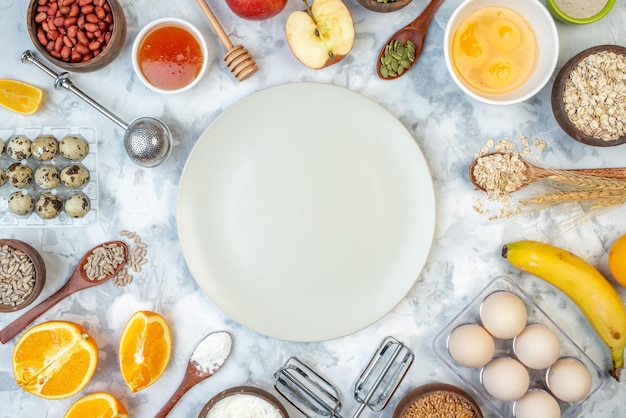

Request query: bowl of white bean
[{"left": 0, "top": 239, "right": 46, "bottom": 313}]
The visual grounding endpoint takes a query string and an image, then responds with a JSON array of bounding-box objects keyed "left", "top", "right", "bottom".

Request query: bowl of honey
[
  {"left": 443, "top": 0, "right": 559, "bottom": 105},
  {"left": 132, "top": 18, "right": 209, "bottom": 94}
]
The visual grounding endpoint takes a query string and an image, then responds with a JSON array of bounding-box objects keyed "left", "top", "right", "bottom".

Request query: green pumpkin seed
[{"left": 379, "top": 39, "right": 415, "bottom": 79}]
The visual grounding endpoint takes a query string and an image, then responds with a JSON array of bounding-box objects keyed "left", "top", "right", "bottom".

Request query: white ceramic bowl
[
  {"left": 132, "top": 18, "right": 209, "bottom": 94},
  {"left": 443, "top": 0, "right": 559, "bottom": 105}
]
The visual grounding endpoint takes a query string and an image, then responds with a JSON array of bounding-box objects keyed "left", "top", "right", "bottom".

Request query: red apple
[{"left": 225, "top": 0, "right": 288, "bottom": 20}]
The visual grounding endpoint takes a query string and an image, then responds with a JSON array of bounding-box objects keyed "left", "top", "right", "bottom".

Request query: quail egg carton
[
  {"left": 433, "top": 276, "right": 604, "bottom": 418},
  {"left": 0, "top": 126, "right": 98, "bottom": 227}
]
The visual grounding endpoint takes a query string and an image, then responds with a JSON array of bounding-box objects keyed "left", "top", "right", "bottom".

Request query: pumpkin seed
[{"left": 379, "top": 39, "right": 416, "bottom": 79}]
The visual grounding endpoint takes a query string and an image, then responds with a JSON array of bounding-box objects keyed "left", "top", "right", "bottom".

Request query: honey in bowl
[
  {"left": 133, "top": 18, "right": 208, "bottom": 93},
  {"left": 451, "top": 6, "right": 538, "bottom": 95}
]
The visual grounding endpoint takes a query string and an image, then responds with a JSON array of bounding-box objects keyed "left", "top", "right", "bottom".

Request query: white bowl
[
  {"left": 443, "top": 0, "right": 559, "bottom": 105},
  {"left": 132, "top": 18, "right": 209, "bottom": 94}
]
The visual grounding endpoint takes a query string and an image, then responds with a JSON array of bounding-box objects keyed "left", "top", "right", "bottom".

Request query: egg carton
[
  {"left": 0, "top": 126, "right": 98, "bottom": 227},
  {"left": 433, "top": 276, "right": 604, "bottom": 418}
]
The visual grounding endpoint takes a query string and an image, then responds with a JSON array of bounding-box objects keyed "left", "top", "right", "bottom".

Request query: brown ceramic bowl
[
  {"left": 393, "top": 383, "right": 483, "bottom": 418},
  {"left": 26, "top": 0, "right": 127, "bottom": 72},
  {"left": 551, "top": 45, "right": 626, "bottom": 147},
  {"left": 198, "top": 386, "right": 289, "bottom": 418},
  {"left": 0, "top": 239, "right": 46, "bottom": 313},
  {"left": 356, "top": 0, "right": 412, "bottom": 13}
]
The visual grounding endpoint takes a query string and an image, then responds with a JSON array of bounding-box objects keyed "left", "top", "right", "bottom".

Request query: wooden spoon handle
[
  {"left": 195, "top": 0, "right": 235, "bottom": 51},
  {"left": 154, "top": 367, "right": 205, "bottom": 418},
  {"left": 412, "top": 0, "right": 446, "bottom": 26},
  {"left": 0, "top": 279, "right": 80, "bottom": 344}
]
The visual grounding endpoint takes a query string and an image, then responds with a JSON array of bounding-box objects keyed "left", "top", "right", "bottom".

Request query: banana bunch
[{"left": 502, "top": 240, "right": 626, "bottom": 381}]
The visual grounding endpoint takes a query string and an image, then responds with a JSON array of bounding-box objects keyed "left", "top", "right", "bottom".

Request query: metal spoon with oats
[{"left": 0, "top": 241, "right": 128, "bottom": 344}]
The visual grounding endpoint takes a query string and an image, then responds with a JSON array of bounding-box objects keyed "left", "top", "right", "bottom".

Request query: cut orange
[
  {"left": 609, "top": 233, "right": 626, "bottom": 287},
  {"left": 0, "top": 79, "right": 43, "bottom": 115},
  {"left": 118, "top": 310, "right": 172, "bottom": 392},
  {"left": 12, "top": 321, "right": 98, "bottom": 399},
  {"left": 64, "top": 392, "right": 129, "bottom": 418}
]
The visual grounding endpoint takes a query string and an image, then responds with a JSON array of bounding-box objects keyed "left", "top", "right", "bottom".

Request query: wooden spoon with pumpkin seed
[{"left": 377, "top": 0, "right": 445, "bottom": 79}]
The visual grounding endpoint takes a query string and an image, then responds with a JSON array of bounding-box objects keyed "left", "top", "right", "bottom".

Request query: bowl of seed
[
  {"left": 392, "top": 382, "right": 483, "bottom": 418},
  {"left": 0, "top": 239, "right": 46, "bottom": 313},
  {"left": 356, "top": 0, "right": 412, "bottom": 13},
  {"left": 551, "top": 45, "right": 626, "bottom": 147}
]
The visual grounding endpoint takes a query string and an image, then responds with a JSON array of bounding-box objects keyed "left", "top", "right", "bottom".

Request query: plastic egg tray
[
  {"left": 433, "top": 276, "right": 604, "bottom": 418},
  {"left": 0, "top": 126, "right": 98, "bottom": 227}
]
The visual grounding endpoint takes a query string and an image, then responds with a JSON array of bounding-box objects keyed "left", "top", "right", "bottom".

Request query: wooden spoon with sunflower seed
[{"left": 0, "top": 241, "right": 128, "bottom": 344}]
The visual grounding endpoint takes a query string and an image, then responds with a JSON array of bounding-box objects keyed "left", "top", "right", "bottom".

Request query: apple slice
[{"left": 286, "top": 0, "right": 355, "bottom": 69}]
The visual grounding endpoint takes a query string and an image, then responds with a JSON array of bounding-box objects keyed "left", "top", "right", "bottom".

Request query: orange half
[
  {"left": 12, "top": 321, "right": 98, "bottom": 399},
  {"left": 64, "top": 392, "right": 129, "bottom": 418},
  {"left": 118, "top": 310, "right": 172, "bottom": 392}
]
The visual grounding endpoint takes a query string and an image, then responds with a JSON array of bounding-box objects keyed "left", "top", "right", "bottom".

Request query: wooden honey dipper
[{"left": 195, "top": 0, "right": 258, "bottom": 81}]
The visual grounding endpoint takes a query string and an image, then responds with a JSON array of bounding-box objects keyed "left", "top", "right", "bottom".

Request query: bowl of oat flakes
[
  {"left": 392, "top": 382, "right": 483, "bottom": 418},
  {"left": 0, "top": 239, "right": 46, "bottom": 312},
  {"left": 551, "top": 45, "right": 626, "bottom": 147}
]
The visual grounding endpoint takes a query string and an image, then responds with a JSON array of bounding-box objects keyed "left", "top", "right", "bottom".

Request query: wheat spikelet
[{"left": 543, "top": 169, "right": 626, "bottom": 191}]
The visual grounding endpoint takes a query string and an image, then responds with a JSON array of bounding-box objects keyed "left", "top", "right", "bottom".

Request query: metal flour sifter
[{"left": 274, "top": 336, "right": 414, "bottom": 417}]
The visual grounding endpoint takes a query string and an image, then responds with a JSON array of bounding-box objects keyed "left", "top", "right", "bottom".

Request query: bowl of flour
[
  {"left": 545, "top": 0, "right": 616, "bottom": 24},
  {"left": 199, "top": 386, "right": 289, "bottom": 418}
]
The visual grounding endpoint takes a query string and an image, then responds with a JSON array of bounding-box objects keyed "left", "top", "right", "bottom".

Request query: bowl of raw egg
[
  {"left": 132, "top": 17, "right": 210, "bottom": 94},
  {"left": 433, "top": 276, "right": 604, "bottom": 418},
  {"left": 443, "top": 0, "right": 559, "bottom": 105}
]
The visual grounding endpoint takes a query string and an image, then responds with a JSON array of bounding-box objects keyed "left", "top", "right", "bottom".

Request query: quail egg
[
  {"left": 0, "top": 169, "right": 5, "bottom": 187},
  {"left": 60, "top": 164, "right": 90, "bottom": 188},
  {"left": 36, "top": 192, "right": 63, "bottom": 219},
  {"left": 34, "top": 165, "right": 61, "bottom": 190},
  {"left": 8, "top": 192, "right": 34, "bottom": 216},
  {"left": 0, "top": 138, "right": 5, "bottom": 157},
  {"left": 6, "top": 135, "right": 32, "bottom": 161},
  {"left": 31, "top": 134, "right": 59, "bottom": 161},
  {"left": 6, "top": 163, "right": 33, "bottom": 189},
  {"left": 64, "top": 192, "right": 91, "bottom": 218},
  {"left": 59, "top": 134, "right": 89, "bottom": 161}
]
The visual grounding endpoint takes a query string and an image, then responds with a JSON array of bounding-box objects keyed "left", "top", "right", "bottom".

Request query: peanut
[{"left": 32, "top": 0, "right": 116, "bottom": 63}]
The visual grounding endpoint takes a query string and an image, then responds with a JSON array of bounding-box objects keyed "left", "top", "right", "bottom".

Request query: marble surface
[{"left": 1, "top": 0, "right": 626, "bottom": 417}]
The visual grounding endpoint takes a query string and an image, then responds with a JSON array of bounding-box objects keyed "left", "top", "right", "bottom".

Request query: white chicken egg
[
  {"left": 513, "top": 324, "right": 561, "bottom": 369},
  {"left": 481, "top": 357, "right": 530, "bottom": 401},
  {"left": 547, "top": 357, "right": 592, "bottom": 403},
  {"left": 514, "top": 389, "right": 561, "bottom": 418},
  {"left": 480, "top": 291, "right": 527, "bottom": 339},
  {"left": 448, "top": 323, "right": 495, "bottom": 368}
]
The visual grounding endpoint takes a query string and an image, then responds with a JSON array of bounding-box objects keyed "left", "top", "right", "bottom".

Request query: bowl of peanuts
[
  {"left": 27, "top": 0, "right": 127, "bottom": 72},
  {"left": 0, "top": 239, "right": 46, "bottom": 313},
  {"left": 392, "top": 383, "right": 483, "bottom": 418}
]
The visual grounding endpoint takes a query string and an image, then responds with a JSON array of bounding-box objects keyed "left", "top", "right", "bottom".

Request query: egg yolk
[{"left": 451, "top": 6, "right": 538, "bottom": 95}]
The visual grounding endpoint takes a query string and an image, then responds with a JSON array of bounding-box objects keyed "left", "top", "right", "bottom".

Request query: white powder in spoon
[
  {"left": 191, "top": 331, "right": 232, "bottom": 374},
  {"left": 205, "top": 394, "right": 283, "bottom": 418}
]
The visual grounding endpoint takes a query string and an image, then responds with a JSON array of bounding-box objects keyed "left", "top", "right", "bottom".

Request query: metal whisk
[
  {"left": 275, "top": 336, "right": 414, "bottom": 417},
  {"left": 21, "top": 50, "right": 173, "bottom": 168}
]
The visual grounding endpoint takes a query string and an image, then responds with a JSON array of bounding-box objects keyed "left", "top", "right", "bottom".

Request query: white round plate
[{"left": 177, "top": 83, "right": 436, "bottom": 342}]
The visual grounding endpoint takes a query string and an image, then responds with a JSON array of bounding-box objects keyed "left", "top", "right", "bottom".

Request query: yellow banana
[{"left": 502, "top": 240, "right": 626, "bottom": 381}]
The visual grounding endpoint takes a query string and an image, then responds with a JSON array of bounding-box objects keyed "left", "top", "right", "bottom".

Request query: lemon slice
[{"left": 0, "top": 79, "right": 44, "bottom": 116}]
